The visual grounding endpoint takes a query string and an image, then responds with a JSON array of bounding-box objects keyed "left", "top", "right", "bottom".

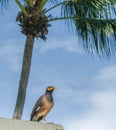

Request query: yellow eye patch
[{"left": 47, "top": 87, "right": 54, "bottom": 91}]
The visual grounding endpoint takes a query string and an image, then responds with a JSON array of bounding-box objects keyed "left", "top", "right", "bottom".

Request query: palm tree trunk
[{"left": 13, "top": 35, "right": 34, "bottom": 119}]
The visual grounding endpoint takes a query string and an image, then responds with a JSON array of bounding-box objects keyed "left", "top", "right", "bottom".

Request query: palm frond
[
  {"left": 0, "top": 0, "right": 9, "bottom": 7},
  {"left": 15, "top": 0, "right": 27, "bottom": 15},
  {"left": 49, "top": 0, "right": 61, "bottom": 4},
  {"left": 61, "top": 0, "right": 116, "bottom": 19},
  {"left": 59, "top": 0, "right": 116, "bottom": 56},
  {"left": 75, "top": 18, "right": 116, "bottom": 56}
]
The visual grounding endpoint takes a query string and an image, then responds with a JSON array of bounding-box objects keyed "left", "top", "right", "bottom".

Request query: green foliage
[
  {"left": 15, "top": 0, "right": 27, "bottom": 15},
  {"left": 25, "top": 0, "right": 33, "bottom": 7},
  {"left": 0, "top": 0, "right": 116, "bottom": 57},
  {"left": 37, "top": 0, "right": 47, "bottom": 13},
  {"left": 0, "top": 0, "right": 9, "bottom": 7},
  {"left": 52, "top": 0, "right": 116, "bottom": 57}
]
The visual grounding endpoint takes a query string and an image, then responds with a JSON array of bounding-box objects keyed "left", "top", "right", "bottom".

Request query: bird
[{"left": 30, "top": 86, "right": 56, "bottom": 123}]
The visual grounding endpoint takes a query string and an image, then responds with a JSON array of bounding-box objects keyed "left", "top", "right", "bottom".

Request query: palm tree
[{"left": 0, "top": 0, "right": 116, "bottom": 120}]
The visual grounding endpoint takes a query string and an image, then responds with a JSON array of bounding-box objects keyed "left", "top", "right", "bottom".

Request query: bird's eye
[{"left": 47, "top": 87, "right": 53, "bottom": 91}]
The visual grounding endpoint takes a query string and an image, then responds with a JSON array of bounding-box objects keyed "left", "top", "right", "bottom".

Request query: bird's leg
[
  {"left": 43, "top": 117, "right": 49, "bottom": 123},
  {"left": 43, "top": 117, "right": 54, "bottom": 124}
]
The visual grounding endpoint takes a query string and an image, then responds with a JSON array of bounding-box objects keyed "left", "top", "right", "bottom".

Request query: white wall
[{"left": 0, "top": 118, "right": 64, "bottom": 130}]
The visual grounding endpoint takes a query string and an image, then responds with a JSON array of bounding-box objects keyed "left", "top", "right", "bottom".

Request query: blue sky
[{"left": 0, "top": 1, "right": 116, "bottom": 130}]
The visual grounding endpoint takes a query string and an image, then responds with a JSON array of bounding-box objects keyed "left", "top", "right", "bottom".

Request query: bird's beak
[{"left": 53, "top": 87, "right": 56, "bottom": 90}]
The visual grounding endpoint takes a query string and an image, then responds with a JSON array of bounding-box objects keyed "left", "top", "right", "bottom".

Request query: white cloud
[
  {"left": 89, "top": 65, "right": 116, "bottom": 90},
  {"left": 59, "top": 65, "right": 116, "bottom": 130},
  {"left": 0, "top": 39, "right": 23, "bottom": 72},
  {"left": 35, "top": 37, "right": 84, "bottom": 54},
  {"left": 64, "top": 89, "right": 116, "bottom": 130},
  {"left": 94, "top": 65, "right": 116, "bottom": 80},
  {"left": 90, "top": 90, "right": 116, "bottom": 110}
]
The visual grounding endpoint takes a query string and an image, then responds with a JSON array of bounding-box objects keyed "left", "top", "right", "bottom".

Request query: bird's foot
[
  {"left": 43, "top": 118, "right": 54, "bottom": 124},
  {"left": 43, "top": 117, "right": 49, "bottom": 123}
]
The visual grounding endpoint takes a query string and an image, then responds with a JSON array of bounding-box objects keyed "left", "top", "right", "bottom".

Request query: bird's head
[{"left": 46, "top": 86, "right": 56, "bottom": 93}]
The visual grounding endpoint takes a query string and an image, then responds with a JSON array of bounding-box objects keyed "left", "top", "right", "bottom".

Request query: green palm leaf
[
  {"left": 0, "top": 0, "right": 9, "bottom": 7},
  {"left": 48, "top": 0, "right": 116, "bottom": 56},
  {"left": 0, "top": 0, "right": 116, "bottom": 56}
]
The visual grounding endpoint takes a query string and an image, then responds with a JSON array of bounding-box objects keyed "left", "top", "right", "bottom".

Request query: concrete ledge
[{"left": 0, "top": 118, "right": 64, "bottom": 130}]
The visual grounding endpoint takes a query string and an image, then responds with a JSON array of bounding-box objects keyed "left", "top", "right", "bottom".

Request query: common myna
[{"left": 30, "top": 86, "right": 56, "bottom": 123}]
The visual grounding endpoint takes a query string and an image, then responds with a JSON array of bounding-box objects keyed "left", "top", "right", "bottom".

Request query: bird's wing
[{"left": 31, "top": 95, "right": 44, "bottom": 119}]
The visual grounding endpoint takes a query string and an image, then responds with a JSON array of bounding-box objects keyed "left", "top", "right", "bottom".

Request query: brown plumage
[{"left": 30, "top": 86, "right": 56, "bottom": 123}]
